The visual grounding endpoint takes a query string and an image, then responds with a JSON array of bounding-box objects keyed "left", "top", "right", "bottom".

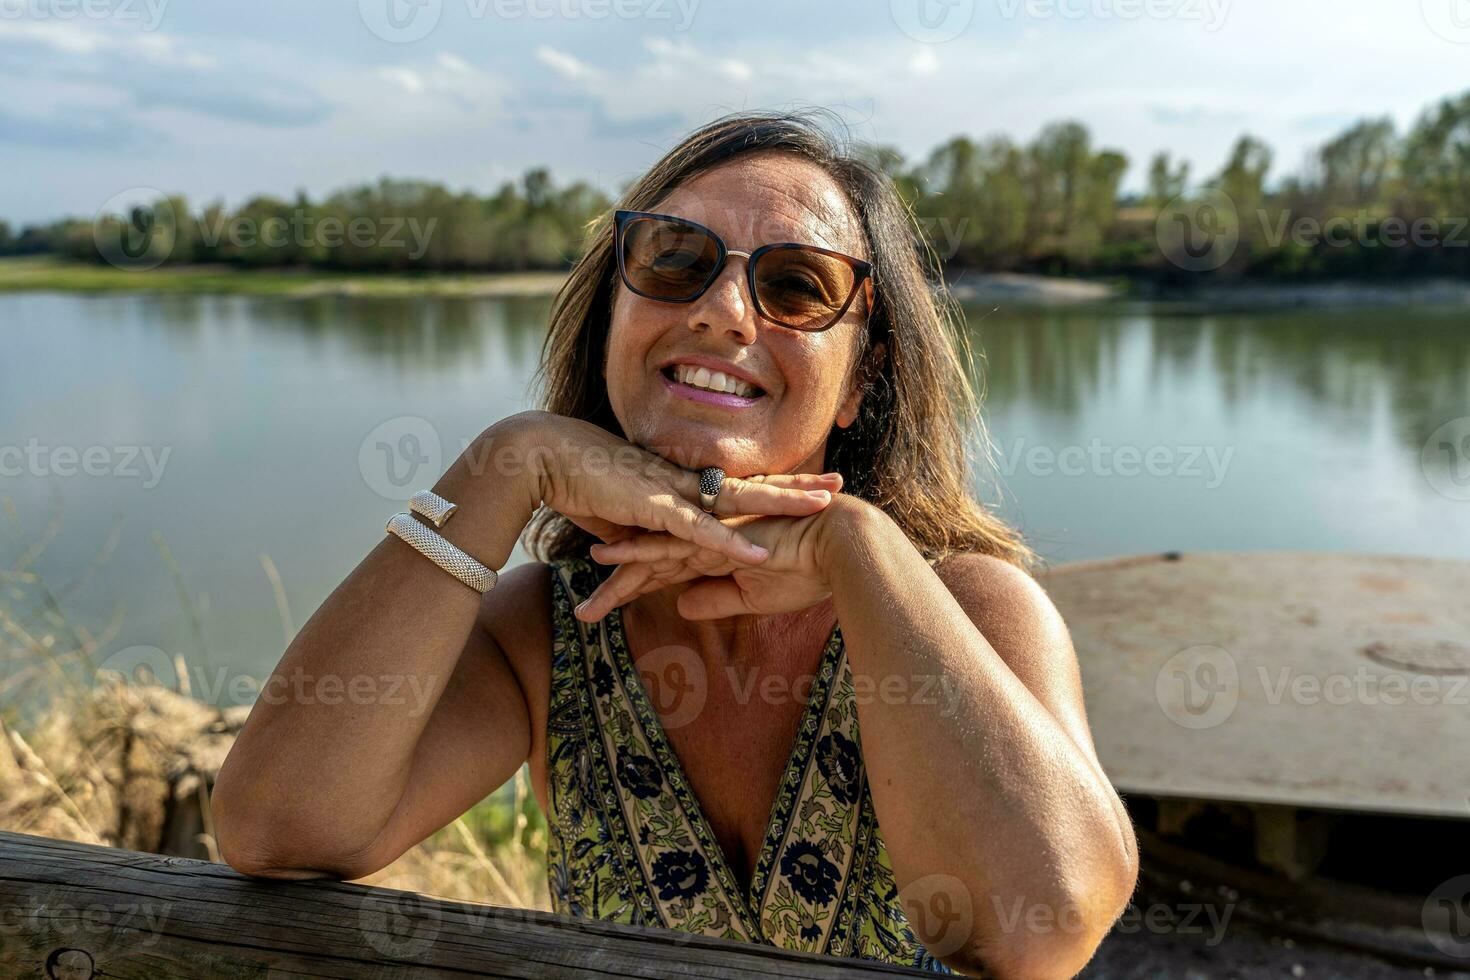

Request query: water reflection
[
  {"left": 1, "top": 292, "right": 1466, "bottom": 689},
  {"left": 967, "top": 303, "right": 1470, "bottom": 458}
]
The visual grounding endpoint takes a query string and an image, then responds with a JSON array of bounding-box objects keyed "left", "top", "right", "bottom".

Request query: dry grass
[{"left": 0, "top": 496, "right": 549, "bottom": 911}]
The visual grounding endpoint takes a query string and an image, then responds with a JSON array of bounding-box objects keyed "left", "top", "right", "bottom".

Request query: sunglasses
[{"left": 613, "top": 209, "right": 873, "bottom": 332}]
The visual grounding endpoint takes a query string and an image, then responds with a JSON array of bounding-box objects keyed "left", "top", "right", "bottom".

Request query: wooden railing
[{"left": 0, "top": 830, "right": 933, "bottom": 978}]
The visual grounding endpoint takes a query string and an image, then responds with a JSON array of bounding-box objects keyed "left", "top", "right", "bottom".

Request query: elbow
[
  {"left": 211, "top": 769, "right": 379, "bottom": 881},
  {"left": 945, "top": 866, "right": 1139, "bottom": 979}
]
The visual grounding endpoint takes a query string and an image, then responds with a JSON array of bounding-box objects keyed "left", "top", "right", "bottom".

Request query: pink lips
[{"left": 660, "top": 370, "right": 762, "bottom": 409}]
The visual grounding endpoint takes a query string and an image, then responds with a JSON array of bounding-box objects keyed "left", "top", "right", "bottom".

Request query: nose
[{"left": 685, "top": 251, "right": 758, "bottom": 344}]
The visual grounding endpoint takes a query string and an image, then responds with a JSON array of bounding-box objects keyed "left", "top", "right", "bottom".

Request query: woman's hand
[
  {"left": 502, "top": 411, "right": 842, "bottom": 565},
  {"left": 574, "top": 481, "right": 871, "bottom": 622}
]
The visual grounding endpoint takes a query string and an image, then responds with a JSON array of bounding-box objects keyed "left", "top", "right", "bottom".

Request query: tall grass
[{"left": 0, "top": 495, "right": 548, "bottom": 910}]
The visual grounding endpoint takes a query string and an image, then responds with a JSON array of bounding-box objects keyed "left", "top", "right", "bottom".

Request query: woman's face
[{"left": 604, "top": 152, "right": 872, "bottom": 478}]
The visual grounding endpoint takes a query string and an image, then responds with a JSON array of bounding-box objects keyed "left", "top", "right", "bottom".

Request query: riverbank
[
  {"left": 5, "top": 257, "right": 1469, "bottom": 308},
  {"left": 0, "top": 256, "right": 569, "bottom": 298}
]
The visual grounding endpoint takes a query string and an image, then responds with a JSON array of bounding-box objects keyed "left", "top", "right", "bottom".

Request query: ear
[{"left": 835, "top": 340, "right": 886, "bottom": 430}]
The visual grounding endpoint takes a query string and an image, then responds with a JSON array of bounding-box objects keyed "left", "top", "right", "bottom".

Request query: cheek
[
  {"left": 772, "top": 337, "right": 856, "bottom": 420},
  {"left": 603, "top": 293, "right": 685, "bottom": 430}
]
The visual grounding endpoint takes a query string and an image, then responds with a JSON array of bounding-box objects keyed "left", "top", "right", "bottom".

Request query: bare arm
[
  {"left": 212, "top": 410, "right": 839, "bottom": 880},
  {"left": 211, "top": 413, "right": 546, "bottom": 879},
  {"left": 818, "top": 499, "right": 1138, "bottom": 979}
]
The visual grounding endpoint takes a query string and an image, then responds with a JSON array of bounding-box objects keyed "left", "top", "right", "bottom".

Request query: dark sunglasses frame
[{"left": 613, "top": 209, "right": 874, "bottom": 332}]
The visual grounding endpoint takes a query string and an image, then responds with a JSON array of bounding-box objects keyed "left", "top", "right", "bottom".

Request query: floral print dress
[{"left": 543, "top": 556, "right": 958, "bottom": 974}]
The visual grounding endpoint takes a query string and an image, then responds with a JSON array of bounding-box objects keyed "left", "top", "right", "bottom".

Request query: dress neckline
[{"left": 604, "top": 596, "right": 846, "bottom": 933}]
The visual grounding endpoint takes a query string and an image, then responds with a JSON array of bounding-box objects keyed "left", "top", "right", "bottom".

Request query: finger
[
  {"left": 747, "top": 472, "right": 844, "bottom": 492},
  {"left": 576, "top": 562, "right": 659, "bottom": 621},
  {"left": 713, "top": 477, "right": 833, "bottom": 518},
  {"left": 590, "top": 533, "right": 699, "bottom": 565},
  {"left": 646, "top": 493, "right": 771, "bottom": 564},
  {"left": 662, "top": 467, "right": 838, "bottom": 518},
  {"left": 676, "top": 577, "right": 754, "bottom": 620},
  {"left": 564, "top": 512, "right": 637, "bottom": 545}
]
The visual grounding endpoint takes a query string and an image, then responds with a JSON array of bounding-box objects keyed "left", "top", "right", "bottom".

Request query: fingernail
[
  {"left": 806, "top": 489, "right": 831, "bottom": 501},
  {"left": 575, "top": 600, "right": 590, "bottom": 616},
  {"left": 749, "top": 544, "right": 770, "bottom": 559}
]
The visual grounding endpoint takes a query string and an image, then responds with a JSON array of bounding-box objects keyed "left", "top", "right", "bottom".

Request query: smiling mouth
[{"left": 661, "top": 364, "right": 766, "bottom": 399}]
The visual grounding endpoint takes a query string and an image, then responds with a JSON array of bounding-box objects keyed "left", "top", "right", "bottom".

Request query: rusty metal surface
[{"left": 1038, "top": 551, "right": 1470, "bottom": 818}]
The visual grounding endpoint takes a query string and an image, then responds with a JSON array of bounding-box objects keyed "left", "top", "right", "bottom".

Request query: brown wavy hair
[{"left": 525, "top": 108, "right": 1035, "bottom": 571}]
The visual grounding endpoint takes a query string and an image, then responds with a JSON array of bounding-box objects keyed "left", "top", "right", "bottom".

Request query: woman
[{"left": 213, "top": 110, "right": 1138, "bottom": 978}]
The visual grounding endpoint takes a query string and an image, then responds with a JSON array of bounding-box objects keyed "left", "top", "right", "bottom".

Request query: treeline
[
  {"left": 2, "top": 169, "right": 609, "bottom": 273},
  {"left": 889, "top": 87, "right": 1470, "bottom": 281},
  {"left": 7, "top": 87, "right": 1470, "bottom": 281}
]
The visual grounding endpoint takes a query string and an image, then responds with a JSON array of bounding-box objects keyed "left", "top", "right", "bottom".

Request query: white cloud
[{"left": 536, "top": 45, "right": 599, "bottom": 81}]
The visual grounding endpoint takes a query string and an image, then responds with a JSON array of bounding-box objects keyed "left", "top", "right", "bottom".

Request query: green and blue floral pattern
[{"left": 543, "top": 556, "right": 956, "bottom": 973}]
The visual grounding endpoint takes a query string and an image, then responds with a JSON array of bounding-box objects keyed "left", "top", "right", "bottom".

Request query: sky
[{"left": 3, "top": 0, "right": 1469, "bottom": 226}]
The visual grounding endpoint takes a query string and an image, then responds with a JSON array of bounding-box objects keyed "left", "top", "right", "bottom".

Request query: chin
[{"left": 624, "top": 417, "right": 770, "bottom": 476}]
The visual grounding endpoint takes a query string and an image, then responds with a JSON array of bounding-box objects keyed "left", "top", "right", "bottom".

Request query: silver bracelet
[
  {"left": 409, "top": 488, "right": 457, "bottom": 528},
  {"left": 385, "top": 507, "right": 498, "bottom": 594}
]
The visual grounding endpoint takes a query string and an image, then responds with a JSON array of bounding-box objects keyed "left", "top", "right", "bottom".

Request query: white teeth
[{"left": 672, "top": 364, "right": 758, "bottom": 398}]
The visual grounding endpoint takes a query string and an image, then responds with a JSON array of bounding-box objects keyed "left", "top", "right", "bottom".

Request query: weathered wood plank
[{"left": 0, "top": 831, "right": 932, "bottom": 978}]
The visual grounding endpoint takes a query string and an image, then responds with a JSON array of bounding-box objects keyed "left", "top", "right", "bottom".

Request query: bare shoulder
[
  {"left": 932, "top": 553, "right": 1070, "bottom": 654},
  {"left": 932, "top": 552, "right": 1096, "bottom": 753}
]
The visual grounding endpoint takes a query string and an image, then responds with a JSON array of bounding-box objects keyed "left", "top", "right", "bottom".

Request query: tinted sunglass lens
[
  {"left": 621, "top": 217, "right": 720, "bottom": 300},
  {"left": 753, "top": 248, "right": 858, "bottom": 330}
]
